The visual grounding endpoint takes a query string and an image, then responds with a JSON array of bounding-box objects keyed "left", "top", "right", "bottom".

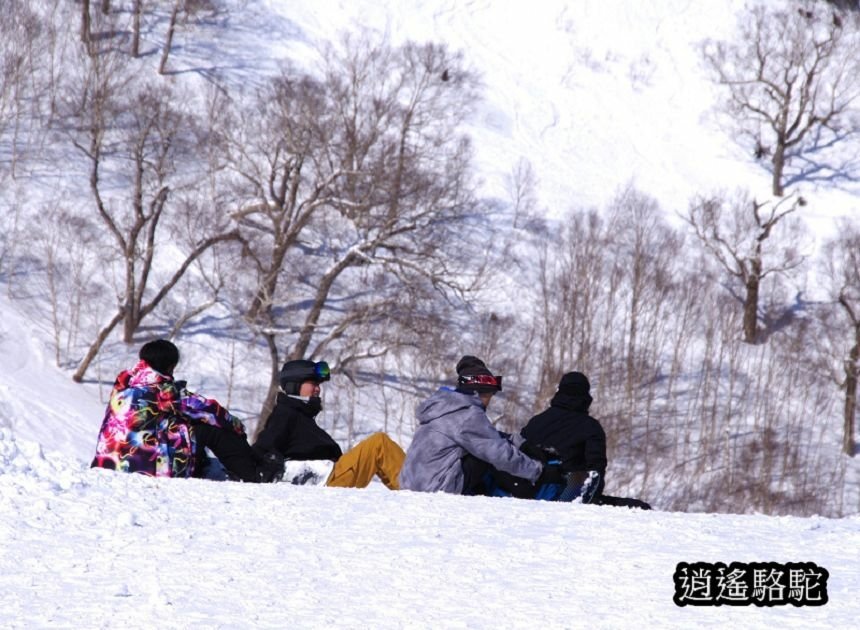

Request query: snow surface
[
  {"left": 265, "top": 0, "right": 857, "bottom": 239},
  {"left": 1, "top": 430, "right": 859, "bottom": 629},
  {"left": 271, "top": 0, "right": 752, "bottom": 215},
  {"left": 1, "top": 0, "right": 860, "bottom": 627}
]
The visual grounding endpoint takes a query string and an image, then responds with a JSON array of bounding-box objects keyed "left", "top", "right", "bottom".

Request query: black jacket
[
  {"left": 521, "top": 391, "right": 607, "bottom": 476},
  {"left": 254, "top": 393, "right": 342, "bottom": 461}
]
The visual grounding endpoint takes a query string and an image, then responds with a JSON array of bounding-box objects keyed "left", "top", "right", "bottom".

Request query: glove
[
  {"left": 538, "top": 462, "right": 565, "bottom": 485},
  {"left": 519, "top": 440, "right": 550, "bottom": 463}
]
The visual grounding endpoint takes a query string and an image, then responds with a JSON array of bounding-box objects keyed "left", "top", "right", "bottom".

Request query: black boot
[
  {"left": 559, "top": 470, "right": 601, "bottom": 503},
  {"left": 257, "top": 451, "right": 285, "bottom": 483}
]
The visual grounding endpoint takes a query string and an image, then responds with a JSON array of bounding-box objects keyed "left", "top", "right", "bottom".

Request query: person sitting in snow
[
  {"left": 253, "top": 359, "right": 405, "bottom": 489},
  {"left": 519, "top": 371, "right": 651, "bottom": 509},
  {"left": 91, "top": 339, "right": 266, "bottom": 482},
  {"left": 399, "top": 355, "right": 544, "bottom": 495}
]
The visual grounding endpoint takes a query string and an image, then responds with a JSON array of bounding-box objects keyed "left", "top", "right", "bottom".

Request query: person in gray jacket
[{"left": 399, "top": 355, "right": 544, "bottom": 495}]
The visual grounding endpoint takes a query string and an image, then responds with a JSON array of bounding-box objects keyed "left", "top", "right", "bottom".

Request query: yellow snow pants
[{"left": 326, "top": 432, "right": 405, "bottom": 490}]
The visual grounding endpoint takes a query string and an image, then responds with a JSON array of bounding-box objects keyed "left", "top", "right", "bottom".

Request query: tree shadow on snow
[
  {"left": 779, "top": 125, "right": 860, "bottom": 193},
  {"left": 757, "top": 291, "right": 814, "bottom": 344}
]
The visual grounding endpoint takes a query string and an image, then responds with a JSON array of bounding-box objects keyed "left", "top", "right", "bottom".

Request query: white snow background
[{"left": 1, "top": 0, "right": 859, "bottom": 628}]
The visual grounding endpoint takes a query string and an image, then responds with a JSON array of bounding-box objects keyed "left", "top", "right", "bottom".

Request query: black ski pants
[{"left": 193, "top": 423, "right": 261, "bottom": 483}]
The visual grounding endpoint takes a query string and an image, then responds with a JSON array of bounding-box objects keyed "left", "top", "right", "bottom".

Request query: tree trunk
[
  {"left": 844, "top": 329, "right": 859, "bottom": 456},
  {"left": 743, "top": 278, "right": 759, "bottom": 343},
  {"left": 100, "top": 0, "right": 110, "bottom": 14},
  {"left": 247, "top": 252, "right": 285, "bottom": 323},
  {"left": 123, "top": 300, "right": 140, "bottom": 343},
  {"left": 72, "top": 310, "right": 126, "bottom": 383},
  {"left": 132, "top": 0, "right": 142, "bottom": 57},
  {"left": 122, "top": 254, "right": 138, "bottom": 343},
  {"left": 80, "top": 0, "right": 92, "bottom": 48},
  {"left": 254, "top": 332, "right": 282, "bottom": 440},
  {"left": 626, "top": 258, "right": 642, "bottom": 401},
  {"left": 772, "top": 141, "right": 785, "bottom": 197},
  {"left": 743, "top": 257, "right": 762, "bottom": 343},
  {"left": 159, "top": 1, "right": 181, "bottom": 75}
]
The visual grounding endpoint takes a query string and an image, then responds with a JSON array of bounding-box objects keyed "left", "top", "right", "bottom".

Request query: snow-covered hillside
[
  {"left": 1, "top": 430, "right": 858, "bottom": 628},
  {"left": 269, "top": 0, "right": 857, "bottom": 237},
  {"left": 1, "top": 1, "right": 860, "bottom": 625}
]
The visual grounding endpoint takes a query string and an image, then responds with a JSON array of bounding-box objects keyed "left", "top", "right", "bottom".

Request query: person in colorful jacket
[
  {"left": 253, "top": 359, "right": 405, "bottom": 489},
  {"left": 91, "top": 339, "right": 262, "bottom": 482},
  {"left": 399, "top": 355, "right": 544, "bottom": 495}
]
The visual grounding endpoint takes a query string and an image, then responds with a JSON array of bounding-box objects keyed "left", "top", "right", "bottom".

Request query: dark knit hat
[
  {"left": 456, "top": 355, "right": 502, "bottom": 393},
  {"left": 139, "top": 339, "right": 179, "bottom": 376},
  {"left": 558, "top": 371, "right": 590, "bottom": 396},
  {"left": 279, "top": 359, "right": 331, "bottom": 395}
]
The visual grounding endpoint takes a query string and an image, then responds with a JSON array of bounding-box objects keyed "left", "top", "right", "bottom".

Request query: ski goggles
[
  {"left": 313, "top": 361, "right": 331, "bottom": 381},
  {"left": 458, "top": 373, "right": 503, "bottom": 391},
  {"left": 280, "top": 360, "right": 331, "bottom": 384}
]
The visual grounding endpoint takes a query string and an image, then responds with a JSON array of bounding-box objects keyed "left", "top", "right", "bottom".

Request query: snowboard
[{"left": 558, "top": 469, "right": 601, "bottom": 503}]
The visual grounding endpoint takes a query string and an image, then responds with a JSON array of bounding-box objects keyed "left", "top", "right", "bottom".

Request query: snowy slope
[
  {"left": 0, "top": 293, "right": 857, "bottom": 627},
  {"left": 0, "top": 1, "right": 859, "bottom": 626},
  {"left": 0, "top": 295, "right": 104, "bottom": 465},
  {"left": 6, "top": 0, "right": 855, "bottom": 463},
  {"left": 270, "top": 0, "right": 747, "bottom": 213},
  {"left": 265, "top": 0, "right": 855, "bottom": 238},
  {"left": 0, "top": 436, "right": 858, "bottom": 629},
  {"left": 156, "top": 0, "right": 854, "bottom": 238}
]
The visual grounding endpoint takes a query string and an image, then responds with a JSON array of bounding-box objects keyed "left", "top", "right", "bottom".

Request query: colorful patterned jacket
[{"left": 91, "top": 360, "right": 246, "bottom": 478}]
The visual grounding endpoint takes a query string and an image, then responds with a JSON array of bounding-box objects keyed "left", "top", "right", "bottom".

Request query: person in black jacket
[
  {"left": 254, "top": 359, "right": 405, "bottom": 489},
  {"left": 521, "top": 371, "right": 651, "bottom": 509}
]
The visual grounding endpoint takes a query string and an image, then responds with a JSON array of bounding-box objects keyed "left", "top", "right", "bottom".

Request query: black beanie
[
  {"left": 558, "top": 371, "right": 590, "bottom": 396},
  {"left": 456, "top": 355, "right": 500, "bottom": 394},
  {"left": 139, "top": 339, "right": 179, "bottom": 376}
]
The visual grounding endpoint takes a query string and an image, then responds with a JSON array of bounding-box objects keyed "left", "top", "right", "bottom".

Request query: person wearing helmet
[
  {"left": 253, "top": 359, "right": 405, "bottom": 489},
  {"left": 398, "top": 355, "right": 544, "bottom": 495}
]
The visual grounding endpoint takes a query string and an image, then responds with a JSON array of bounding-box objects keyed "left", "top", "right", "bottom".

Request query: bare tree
[
  {"left": 80, "top": 0, "right": 91, "bottom": 50},
  {"left": 0, "top": 192, "right": 21, "bottom": 283},
  {"left": 606, "top": 185, "right": 681, "bottom": 400},
  {"left": 131, "top": 0, "right": 143, "bottom": 57},
  {"left": 684, "top": 190, "right": 808, "bottom": 343},
  {"left": 0, "top": 10, "right": 24, "bottom": 175},
  {"left": 0, "top": 3, "right": 34, "bottom": 275},
  {"left": 223, "top": 32, "right": 482, "bottom": 422},
  {"left": 60, "top": 48, "right": 238, "bottom": 381},
  {"left": 702, "top": 2, "right": 860, "bottom": 195},
  {"left": 506, "top": 157, "right": 539, "bottom": 229},
  {"left": 820, "top": 218, "right": 860, "bottom": 456},
  {"left": 1, "top": 1, "right": 61, "bottom": 176},
  {"left": 533, "top": 209, "right": 608, "bottom": 405},
  {"left": 30, "top": 203, "right": 105, "bottom": 367}
]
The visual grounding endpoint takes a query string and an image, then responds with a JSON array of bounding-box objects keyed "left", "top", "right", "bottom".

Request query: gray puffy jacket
[{"left": 399, "top": 388, "right": 543, "bottom": 494}]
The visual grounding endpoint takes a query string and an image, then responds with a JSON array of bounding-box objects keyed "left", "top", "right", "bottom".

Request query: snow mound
[{"left": 0, "top": 430, "right": 86, "bottom": 490}]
